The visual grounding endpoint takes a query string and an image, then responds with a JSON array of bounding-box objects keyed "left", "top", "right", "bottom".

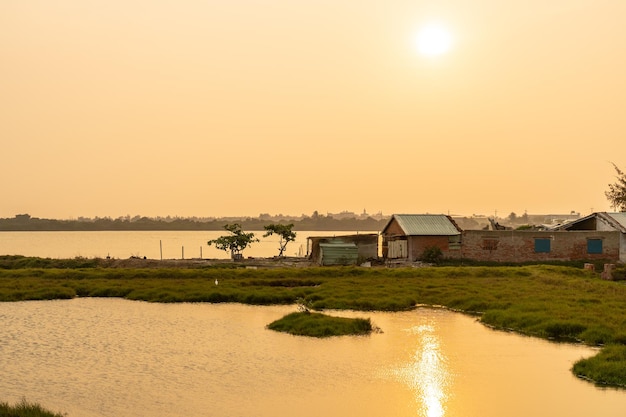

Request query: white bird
[{"left": 215, "top": 279, "right": 219, "bottom": 285}]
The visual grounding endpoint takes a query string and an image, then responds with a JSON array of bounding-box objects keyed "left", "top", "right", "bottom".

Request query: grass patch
[
  {"left": 268, "top": 311, "right": 372, "bottom": 337},
  {"left": 573, "top": 345, "right": 626, "bottom": 387},
  {"left": 0, "top": 398, "right": 65, "bottom": 417}
]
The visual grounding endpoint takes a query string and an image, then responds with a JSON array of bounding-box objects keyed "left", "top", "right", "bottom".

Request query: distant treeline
[{"left": 0, "top": 214, "right": 389, "bottom": 232}]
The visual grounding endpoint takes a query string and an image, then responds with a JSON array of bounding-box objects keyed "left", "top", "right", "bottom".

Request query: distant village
[{"left": 0, "top": 210, "right": 583, "bottom": 232}]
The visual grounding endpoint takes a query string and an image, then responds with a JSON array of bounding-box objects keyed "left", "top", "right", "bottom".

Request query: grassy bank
[
  {"left": 1, "top": 257, "right": 626, "bottom": 386},
  {"left": 0, "top": 399, "right": 64, "bottom": 417}
]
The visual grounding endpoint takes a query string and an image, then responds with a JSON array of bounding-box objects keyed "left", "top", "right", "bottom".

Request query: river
[
  {"left": 1, "top": 298, "right": 624, "bottom": 417},
  {"left": 0, "top": 230, "right": 375, "bottom": 260}
]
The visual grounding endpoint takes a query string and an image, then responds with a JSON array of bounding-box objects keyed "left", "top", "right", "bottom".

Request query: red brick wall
[
  {"left": 459, "top": 230, "right": 620, "bottom": 262},
  {"left": 408, "top": 236, "right": 457, "bottom": 260},
  {"left": 383, "top": 218, "right": 404, "bottom": 236}
]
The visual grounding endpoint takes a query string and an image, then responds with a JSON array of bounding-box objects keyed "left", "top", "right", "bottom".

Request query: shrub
[
  {"left": 421, "top": 246, "right": 443, "bottom": 264},
  {"left": 611, "top": 266, "right": 626, "bottom": 281}
]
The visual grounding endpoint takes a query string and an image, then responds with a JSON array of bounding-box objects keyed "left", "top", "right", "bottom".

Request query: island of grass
[{"left": 268, "top": 311, "right": 373, "bottom": 337}]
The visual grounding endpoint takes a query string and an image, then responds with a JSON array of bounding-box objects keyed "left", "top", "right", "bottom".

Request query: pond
[{"left": 1, "top": 299, "right": 624, "bottom": 417}]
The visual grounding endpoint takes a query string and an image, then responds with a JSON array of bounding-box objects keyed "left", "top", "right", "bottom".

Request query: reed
[{"left": 0, "top": 398, "right": 65, "bottom": 417}]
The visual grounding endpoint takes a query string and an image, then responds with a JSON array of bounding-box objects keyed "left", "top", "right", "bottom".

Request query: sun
[{"left": 415, "top": 23, "right": 453, "bottom": 56}]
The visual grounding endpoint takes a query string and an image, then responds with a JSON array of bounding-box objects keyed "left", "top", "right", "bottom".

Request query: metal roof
[
  {"left": 551, "top": 212, "right": 626, "bottom": 233},
  {"left": 386, "top": 214, "right": 461, "bottom": 236},
  {"left": 604, "top": 212, "right": 626, "bottom": 233}
]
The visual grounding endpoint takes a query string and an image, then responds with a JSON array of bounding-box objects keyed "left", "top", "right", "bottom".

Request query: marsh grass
[
  {"left": 0, "top": 398, "right": 65, "bottom": 417},
  {"left": 572, "top": 345, "right": 626, "bottom": 386},
  {"left": 2, "top": 261, "right": 626, "bottom": 386},
  {"left": 268, "top": 311, "right": 372, "bottom": 337}
]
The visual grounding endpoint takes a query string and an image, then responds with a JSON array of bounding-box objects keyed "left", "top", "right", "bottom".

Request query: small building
[
  {"left": 307, "top": 233, "right": 379, "bottom": 265},
  {"left": 381, "top": 214, "right": 462, "bottom": 261},
  {"left": 551, "top": 212, "right": 626, "bottom": 263},
  {"left": 318, "top": 242, "right": 359, "bottom": 266}
]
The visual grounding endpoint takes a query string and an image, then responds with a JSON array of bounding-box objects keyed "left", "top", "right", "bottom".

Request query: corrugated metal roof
[
  {"left": 392, "top": 214, "right": 461, "bottom": 236},
  {"left": 605, "top": 212, "right": 626, "bottom": 233},
  {"left": 550, "top": 212, "right": 626, "bottom": 233}
]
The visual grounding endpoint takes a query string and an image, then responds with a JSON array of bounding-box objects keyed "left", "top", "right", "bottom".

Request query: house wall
[
  {"left": 460, "top": 230, "right": 620, "bottom": 262},
  {"left": 383, "top": 218, "right": 405, "bottom": 236},
  {"left": 408, "top": 236, "right": 457, "bottom": 260}
]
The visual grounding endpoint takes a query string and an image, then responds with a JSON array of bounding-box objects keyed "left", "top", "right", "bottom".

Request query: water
[
  {"left": 0, "top": 230, "right": 373, "bottom": 260},
  {"left": 1, "top": 298, "right": 624, "bottom": 417}
]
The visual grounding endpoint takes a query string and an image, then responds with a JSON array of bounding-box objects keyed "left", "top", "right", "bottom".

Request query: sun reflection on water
[{"left": 394, "top": 324, "right": 449, "bottom": 417}]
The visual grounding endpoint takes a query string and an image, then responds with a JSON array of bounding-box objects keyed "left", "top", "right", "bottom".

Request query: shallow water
[{"left": 1, "top": 299, "right": 624, "bottom": 417}]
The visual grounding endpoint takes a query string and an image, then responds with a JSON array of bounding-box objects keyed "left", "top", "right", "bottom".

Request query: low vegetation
[
  {"left": 268, "top": 312, "right": 372, "bottom": 337},
  {"left": 0, "top": 398, "right": 64, "bottom": 417},
  {"left": 1, "top": 256, "right": 626, "bottom": 387}
]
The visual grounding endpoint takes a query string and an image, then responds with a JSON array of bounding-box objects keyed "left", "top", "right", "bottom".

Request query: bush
[
  {"left": 421, "top": 246, "right": 443, "bottom": 264},
  {"left": 611, "top": 266, "right": 626, "bottom": 281}
]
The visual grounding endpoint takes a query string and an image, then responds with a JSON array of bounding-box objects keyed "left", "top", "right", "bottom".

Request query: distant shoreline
[
  {"left": 0, "top": 214, "right": 389, "bottom": 232},
  {"left": 0, "top": 212, "right": 580, "bottom": 232}
]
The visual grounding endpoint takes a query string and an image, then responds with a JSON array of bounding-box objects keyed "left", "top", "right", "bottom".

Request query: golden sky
[{"left": 2, "top": 0, "right": 625, "bottom": 219}]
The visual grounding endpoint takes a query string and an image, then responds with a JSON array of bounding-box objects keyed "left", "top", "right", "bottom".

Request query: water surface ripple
[{"left": 1, "top": 298, "right": 624, "bottom": 417}]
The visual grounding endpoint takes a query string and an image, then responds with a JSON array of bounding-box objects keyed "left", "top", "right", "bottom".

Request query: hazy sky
[{"left": 2, "top": 0, "right": 625, "bottom": 219}]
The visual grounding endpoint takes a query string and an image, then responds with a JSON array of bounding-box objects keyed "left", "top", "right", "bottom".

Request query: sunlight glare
[
  {"left": 393, "top": 324, "right": 449, "bottom": 417},
  {"left": 415, "top": 23, "right": 453, "bottom": 56}
]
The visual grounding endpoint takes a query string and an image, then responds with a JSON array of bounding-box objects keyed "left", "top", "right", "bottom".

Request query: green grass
[
  {"left": 268, "top": 311, "right": 372, "bottom": 337},
  {"left": 1, "top": 258, "right": 626, "bottom": 386},
  {"left": 0, "top": 398, "right": 64, "bottom": 417}
]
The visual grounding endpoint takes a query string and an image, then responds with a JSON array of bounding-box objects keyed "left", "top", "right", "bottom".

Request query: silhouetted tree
[
  {"left": 207, "top": 223, "right": 258, "bottom": 259},
  {"left": 605, "top": 162, "right": 626, "bottom": 212},
  {"left": 263, "top": 223, "right": 296, "bottom": 257}
]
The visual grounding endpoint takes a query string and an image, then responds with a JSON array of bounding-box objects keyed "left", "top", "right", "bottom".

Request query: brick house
[
  {"left": 459, "top": 229, "right": 620, "bottom": 262},
  {"left": 551, "top": 212, "right": 626, "bottom": 263},
  {"left": 381, "top": 213, "right": 622, "bottom": 263},
  {"left": 381, "top": 214, "right": 462, "bottom": 260}
]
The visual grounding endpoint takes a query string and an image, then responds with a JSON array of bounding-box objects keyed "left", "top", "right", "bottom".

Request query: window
[
  {"left": 534, "top": 238, "right": 551, "bottom": 253},
  {"left": 587, "top": 239, "right": 603, "bottom": 254}
]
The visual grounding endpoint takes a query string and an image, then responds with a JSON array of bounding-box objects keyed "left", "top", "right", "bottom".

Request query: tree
[
  {"left": 263, "top": 223, "right": 297, "bottom": 257},
  {"left": 207, "top": 223, "right": 258, "bottom": 259},
  {"left": 605, "top": 162, "right": 626, "bottom": 212}
]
